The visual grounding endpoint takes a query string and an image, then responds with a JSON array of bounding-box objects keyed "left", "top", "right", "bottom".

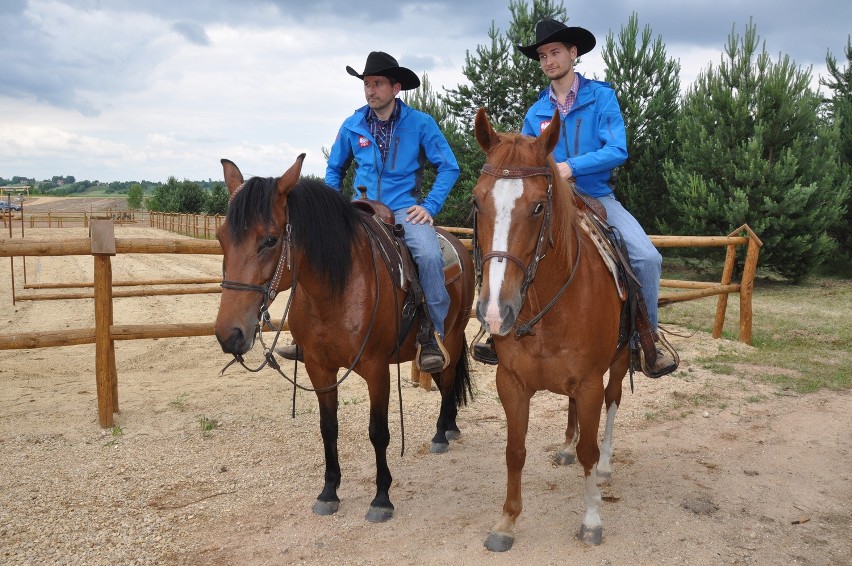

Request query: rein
[{"left": 475, "top": 163, "right": 583, "bottom": 338}]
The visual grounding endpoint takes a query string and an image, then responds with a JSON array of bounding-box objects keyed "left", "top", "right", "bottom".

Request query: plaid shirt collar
[
  {"left": 549, "top": 73, "right": 579, "bottom": 118},
  {"left": 366, "top": 100, "right": 401, "bottom": 162}
]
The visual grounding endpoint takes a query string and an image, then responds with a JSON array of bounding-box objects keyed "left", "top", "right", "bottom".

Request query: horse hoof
[
  {"left": 484, "top": 531, "right": 514, "bottom": 552},
  {"left": 596, "top": 470, "right": 612, "bottom": 485},
  {"left": 312, "top": 499, "right": 339, "bottom": 516},
  {"left": 578, "top": 524, "right": 603, "bottom": 545},
  {"left": 430, "top": 441, "right": 449, "bottom": 454},
  {"left": 445, "top": 429, "right": 461, "bottom": 441},
  {"left": 555, "top": 451, "right": 575, "bottom": 465},
  {"left": 365, "top": 505, "right": 393, "bottom": 523}
]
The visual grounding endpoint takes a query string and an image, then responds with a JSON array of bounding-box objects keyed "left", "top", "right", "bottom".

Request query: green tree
[
  {"left": 663, "top": 20, "right": 847, "bottom": 281},
  {"left": 442, "top": 0, "right": 566, "bottom": 132},
  {"left": 147, "top": 177, "right": 207, "bottom": 213},
  {"left": 127, "top": 183, "right": 144, "bottom": 209},
  {"left": 602, "top": 12, "right": 680, "bottom": 232},
  {"left": 405, "top": 73, "right": 480, "bottom": 227},
  {"left": 204, "top": 183, "right": 229, "bottom": 215},
  {"left": 820, "top": 36, "right": 852, "bottom": 275}
]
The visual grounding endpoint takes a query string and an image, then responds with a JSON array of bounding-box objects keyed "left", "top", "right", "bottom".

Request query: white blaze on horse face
[{"left": 484, "top": 178, "right": 525, "bottom": 333}]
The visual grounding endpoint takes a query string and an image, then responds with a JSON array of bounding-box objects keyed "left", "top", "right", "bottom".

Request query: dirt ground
[{"left": 1, "top": 215, "right": 849, "bottom": 565}]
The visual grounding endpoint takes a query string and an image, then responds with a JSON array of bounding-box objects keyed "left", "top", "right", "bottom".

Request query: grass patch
[
  {"left": 199, "top": 416, "right": 220, "bottom": 435},
  {"left": 169, "top": 393, "right": 189, "bottom": 411},
  {"left": 663, "top": 276, "right": 851, "bottom": 394}
]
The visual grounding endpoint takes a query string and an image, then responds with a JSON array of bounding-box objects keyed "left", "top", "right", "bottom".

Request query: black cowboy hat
[
  {"left": 517, "top": 18, "right": 596, "bottom": 59},
  {"left": 346, "top": 51, "right": 421, "bottom": 90}
]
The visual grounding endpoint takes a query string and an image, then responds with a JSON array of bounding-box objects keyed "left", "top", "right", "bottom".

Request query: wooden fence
[
  {"left": 148, "top": 212, "right": 224, "bottom": 239},
  {"left": 0, "top": 220, "right": 761, "bottom": 428}
]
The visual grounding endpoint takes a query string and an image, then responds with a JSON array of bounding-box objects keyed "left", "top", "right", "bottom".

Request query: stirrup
[
  {"left": 416, "top": 331, "right": 449, "bottom": 373},
  {"left": 639, "top": 332, "right": 679, "bottom": 378},
  {"left": 470, "top": 325, "right": 498, "bottom": 365}
]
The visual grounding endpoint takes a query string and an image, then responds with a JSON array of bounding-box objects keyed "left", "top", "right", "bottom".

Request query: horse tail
[{"left": 453, "top": 340, "right": 474, "bottom": 408}]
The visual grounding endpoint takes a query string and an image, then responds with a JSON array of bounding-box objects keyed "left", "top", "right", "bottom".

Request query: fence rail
[{"left": 1, "top": 220, "right": 761, "bottom": 428}]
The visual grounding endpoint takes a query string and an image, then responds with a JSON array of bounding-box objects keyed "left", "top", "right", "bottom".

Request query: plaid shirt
[
  {"left": 366, "top": 100, "right": 401, "bottom": 163},
  {"left": 549, "top": 73, "right": 580, "bottom": 118}
]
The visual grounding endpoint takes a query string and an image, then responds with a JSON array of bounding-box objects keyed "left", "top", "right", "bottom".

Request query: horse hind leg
[
  {"left": 598, "top": 357, "right": 627, "bottom": 484},
  {"left": 596, "top": 401, "right": 618, "bottom": 484},
  {"left": 556, "top": 397, "right": 579, "bottom": 465},
  {"left": 430, "top": 341, "right": 472, "bottom": 452}
]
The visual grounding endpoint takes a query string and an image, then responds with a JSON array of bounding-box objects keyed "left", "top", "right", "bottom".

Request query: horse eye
[
  {"left": 260, "top": 236, "right": 277, "bottom": 250},
  {"left": 533, "top": 203, "right": 545, "bottom": 215}
]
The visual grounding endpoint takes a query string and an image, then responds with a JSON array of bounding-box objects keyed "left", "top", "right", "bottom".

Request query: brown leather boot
[
  {"left": 416, "top": 332, "right": 449, "bottom": 373},
  {"left": 471, "top": 336, "right": 498, "bottom": 365},
  {"left": 639, "top": 332, "right": 679, "bottom": 378},
  {"left": 275, "top": 343, "right": 304, "bottom": 362}
]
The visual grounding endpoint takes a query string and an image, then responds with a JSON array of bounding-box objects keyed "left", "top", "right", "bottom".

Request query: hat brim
[
  {"left": 346, "top": 65, "right": 421, "bottom": 90},
  {"left": 517, "top": 26, "right": 596, "bottom": 60}
]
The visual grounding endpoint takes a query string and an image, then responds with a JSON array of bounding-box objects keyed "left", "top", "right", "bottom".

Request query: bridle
[
  {"left": 218, "top": 198, "right": 383, "bottom": 396},
  {"left": 220, "top": 218, "right": 293, "bottom": 324},
  {"left": 220, "top": 182, "right": 294, "bottom": 321},
  {"left": 473, "top": 162, "right": 582, "bottom": 338}
]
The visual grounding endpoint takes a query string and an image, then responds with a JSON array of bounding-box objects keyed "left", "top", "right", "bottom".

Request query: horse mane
[{"left": 226, "top": 176, "right": 362, "bottom": 297}]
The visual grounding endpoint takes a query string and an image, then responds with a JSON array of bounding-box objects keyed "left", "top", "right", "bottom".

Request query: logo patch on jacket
[
  {"left": 540, "top": 120, "right": 552, "bottom": 133},
  {"left": 358, "top": 136, "right": 371, "bottom": 148}
]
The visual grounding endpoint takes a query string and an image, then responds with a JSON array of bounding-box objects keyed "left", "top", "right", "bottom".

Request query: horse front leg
[
  {"left": 365, "top": 366, "right": 393, "bottom": 523},
  {"left": 575, "top": 385, "right": 605, "bottom": 545},
  {"left": 598, "top": 357, "right": 627, "bottom": 483},
  {"left": 312, "top": 388, "right": 341, "bottom": 516},
  {"left": 556, "top": 397, "right": 579, "bottom": 465},
  {"left": 485, "top": 369, "right": 532, "bottom": 552}
]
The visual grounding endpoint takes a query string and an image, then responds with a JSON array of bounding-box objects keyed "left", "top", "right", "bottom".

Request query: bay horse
[
  {"left": 214, "top": 155, "right": 475, "bottom": 523},
  {"left": 472, "top": 108, "right": 629, "bottom": 550}
]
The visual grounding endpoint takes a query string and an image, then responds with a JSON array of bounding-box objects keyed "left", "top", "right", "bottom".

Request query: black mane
[{"left": 226, "top": 176, "right": 362, "bottom": 297}]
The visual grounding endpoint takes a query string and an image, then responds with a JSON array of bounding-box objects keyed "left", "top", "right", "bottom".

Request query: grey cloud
[{"left": 171, "top": 21, "right": 210, "bottom": 46}]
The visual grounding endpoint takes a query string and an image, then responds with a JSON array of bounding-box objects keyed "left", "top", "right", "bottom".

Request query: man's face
[
  {"left": 536, "top": 42, "right": 577, "bottom": 81},
  {"left": 363, "top": 75, "right": 400, "bottom": 113}
]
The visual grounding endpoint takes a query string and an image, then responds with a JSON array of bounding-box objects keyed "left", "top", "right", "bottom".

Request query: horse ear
[
  {"left": 221, "top": 159, "right": 244, "bottom": 194},
  {"left": 277, "top": 153, "right": 306, "bottom": 195},
  {"left": 474, "top": 107, "right": 499, "bottom": 153},
  {"left": 536, "top": 110, "right": 561, "bottom": 158}
]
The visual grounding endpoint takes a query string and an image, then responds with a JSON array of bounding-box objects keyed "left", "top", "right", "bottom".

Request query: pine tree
[
  {"left": 602, "top": 12, "right": 680, "bottom": 233},
  {"left": 441, "top": 0, "right": 566, "bottom": 132},
  {"left": 663, "top": 20, "right": 847, "bottom": 281},
  {"left": 819, "top": 36, "right": 852, "bottom": 274},
  {"left": 404, "top": 74, "right": 480, "bottom": 227}
]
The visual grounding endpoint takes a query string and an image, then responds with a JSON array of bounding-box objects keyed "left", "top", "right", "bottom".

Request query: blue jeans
[
  {"left": 394, "top": 209, "right": 450, "bottom": 340},
  {"left": 598, "top": 194, "right": 662, "bottom": 330}
]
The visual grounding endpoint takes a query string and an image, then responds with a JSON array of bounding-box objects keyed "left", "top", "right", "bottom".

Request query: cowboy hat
[
  {"left": 517, "top": 18, "right": 596, "bottom": 59},
  {"left": 346, "top": 51, "right": 421, "bottom": 90}
]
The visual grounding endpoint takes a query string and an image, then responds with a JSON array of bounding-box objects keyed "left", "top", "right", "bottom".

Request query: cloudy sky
[{"left": 0, "top": 0, "right": 848, "bottom": 184}]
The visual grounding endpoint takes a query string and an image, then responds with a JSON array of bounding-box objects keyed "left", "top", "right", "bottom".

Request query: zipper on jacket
[
  {"left": 390, "top": 136, "right": 400, "bottom": 170},
  {"left": 574, "top": 118, "right": 582, "bottom": 156}
]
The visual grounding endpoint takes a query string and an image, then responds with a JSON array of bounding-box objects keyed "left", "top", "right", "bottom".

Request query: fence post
[
  {"left": 737, "top": 225, "right": 763, "bottom": 345},
  {"left": 91, "top": 219, "right": 118, "bottom": 427},
  {"left": 713, "top": 243, "right": 737, "bottom": 339}
]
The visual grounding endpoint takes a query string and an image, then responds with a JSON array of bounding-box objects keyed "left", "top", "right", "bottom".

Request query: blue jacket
[
  {"left": 325, "top": 99, "right": 460, "bottom": 217},
  {"left": 522, "top": 74, "right": 628, "bottom": 198}
]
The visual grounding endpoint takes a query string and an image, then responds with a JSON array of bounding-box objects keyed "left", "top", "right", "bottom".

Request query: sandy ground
[{"left": 1, "top": 221, "right": 850, "bottom": 565}]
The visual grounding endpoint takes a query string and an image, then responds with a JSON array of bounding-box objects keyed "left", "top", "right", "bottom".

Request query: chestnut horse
[
  {"left": 472, "top": 109, "right": 629, "bottom": 550},
  {"left": 214, "top": 156, "right": 475, "bottom": 523}
]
